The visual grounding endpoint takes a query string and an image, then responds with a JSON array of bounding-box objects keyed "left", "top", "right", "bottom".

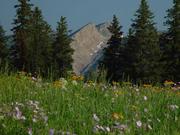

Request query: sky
[{"left": 0, "top": 0, "right": 172, "bottom": 35}]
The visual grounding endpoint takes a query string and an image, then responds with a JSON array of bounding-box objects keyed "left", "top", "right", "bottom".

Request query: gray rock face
[
  {"left": 96, "top": 22, "right": 111, "bottom": 39},
  {"left": 70, "top": 22, "right": 110, "bottom": 75}
]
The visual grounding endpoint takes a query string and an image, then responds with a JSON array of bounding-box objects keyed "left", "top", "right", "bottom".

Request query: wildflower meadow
[{"left": 0, "top": 73, "right": 179, "bottom": 135}]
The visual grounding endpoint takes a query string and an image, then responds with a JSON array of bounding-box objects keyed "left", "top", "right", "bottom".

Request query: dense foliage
[
  {"left": 53, "top": 16, "right": 74, "bottom": 78},
  {"left": 28, "top": 7, "right": 53, "bottom": 77},
  {"left": 10, "top": 0, "right": 33, "bottom": 71},
  {"left": 162, "top": 0, "right": 180, "bottom": 81},
  {"left": 124, "top": 0, "right": 161, "bottom": 83},
  {"left": 0, "top": 25, "right": 8, "bottom": 69},
  {"left": 102, "top": 15, "right": 124, "bottom": 82},
  {"left": 7, "top": 0, "right": 73, "bottom": 78},
  {"left": 101, "top": 0, "right": 179, "bottom": 83}
]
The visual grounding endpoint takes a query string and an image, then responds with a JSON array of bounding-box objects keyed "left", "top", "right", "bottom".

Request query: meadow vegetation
[{"left": 0, "top": 72, "right": 179, "bottom": 135}]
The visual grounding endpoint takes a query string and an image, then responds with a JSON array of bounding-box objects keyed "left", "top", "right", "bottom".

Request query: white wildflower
[
  {"left": 29, "top": 100, "right": 33, "bottom": 105},
  {"left": 120, "top": 124, "right": 128, "bottom": 131},
  {"left": 72, "top": 80, "right": 78, "bottom": 86},
  {"left": 32, "top": 77, "right": 37, "bottom": 81},
  {"left": 93, "top": 125, "right": 99, "bottom": 133},
  {"left": 136, "top": 120, "right": 142, "bottom": 128},
  {"left": 15, "top": 107, "right": 22, "bottom": 120},
  {"left": 33, "top": 110, "right": 38, "bottom": 114},
  {"left": 148, "top": 119, "right": 152, "bottom": 122},
  {"left": 113, "top": 124, "right": 128, "bottom": 131},
  {"left": 157, "top": 118, "right": 161, "bottom": 122},
  {"left": 66, "top": 132, "right": 71, "bottom": 135},
  {"left": 169, "top": 105, "right": 179, "bottom": 111},
  {"left": 144, "top": 108, "right": 148, "bottom": 113},
  {"left": 15, "top": 106, "right": 20, "bottom": 112},
  {"left": 43, "top": 116, "right": 48, "bottom": 123},
  {"left": 28, "top": 128, "right": 32, "bottom": 135},
  {"left": 32, "top": 118, "right": 37, "bottom": 123},
  {"left": 148, "top": 124, "right": 152, "bottom": 130},
  {"left": 143, "top": 96, "right": 148, "bottom": 101},
  {"left": 135, "top": 88, "right": 139, "bottom": 92},
  {"left": 34, "top": 101, "right": 39, "bottom": 105},
  {"left": 16, "top": 102, "right": 24, "bottom": 106},
  {"left": 105, "top": 127, "right": 110, "bottom": 132},
  {"left": 21, "top": 116, "right": 26, "bottom": 120},
  {"left": 93, "top": 114, "right": 100, "bottom": 122},
  {"left": 34, "top": 104, "right": 39, "bottom": 110},
  {"left": 99, "top": 126, "right": 105, "bottom": 131}
]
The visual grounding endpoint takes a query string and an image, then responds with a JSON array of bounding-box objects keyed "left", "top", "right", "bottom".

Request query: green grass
[{"left": 0, "top": 73, "right": 179, "bottom": 135}]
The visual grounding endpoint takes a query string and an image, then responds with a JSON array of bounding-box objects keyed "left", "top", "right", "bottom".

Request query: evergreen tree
[
  {"left": 124, "top": 28, "right": 137, "bottom": 81},
  {"left": 0, "top": 25, "right": 8, "bottom": 68},
  {"left": 53, "top": 16, "right": 74, "bottom": 78},
  {"left": 29, "top": 7, "right": 53, "bottom": 76},
  {"left": 126, "top": 0, "right": 161, "bottom": 83},
  {"left": 162, "top": 0, "right": 180, "bottom": 81},
  {"left": 10, "top": 0, "right": 33, "bottom": 71},
  {"left": 102, "top": 15, "right": 124, "bottom": 82}
]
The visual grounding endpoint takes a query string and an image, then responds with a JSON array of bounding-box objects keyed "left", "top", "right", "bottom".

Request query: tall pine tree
[
  {"left": 102, "top": 15, "right": 124, "bottom": 82},
  {"left": 124, "top": 28, "right": 137, "bottom": 81},
  {"left": 126, "top": 0, "right": 161, "bottom": 83},
  {"left": 10, "top": 0, "right": 33, "bottom": 71},
  {"left": 0, "top": 25, "right": 8, "bottom": 68},
  {"left": 162, "top": 0, "right": 180, "bottom": 81},
  {"left": 53, "top": 16, "right": 74, "bottom": 78},
  {"left": 29, "top": 7, "right": 53, "bottom": 76}
]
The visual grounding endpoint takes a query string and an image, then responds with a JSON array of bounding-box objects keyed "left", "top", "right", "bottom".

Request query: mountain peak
[{"left": 70, "top": 22, "right": 110, "bottom": 75}]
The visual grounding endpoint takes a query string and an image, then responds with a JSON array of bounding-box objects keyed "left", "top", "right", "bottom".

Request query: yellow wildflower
[
  {"left": 87, "top": 80, "right": 95, "bottom": 86},
  {"left": 53, "top": 80, "right": 63, "bottom": 88},
  {"left": 71, "top": 75, "right": 84, "bottom": 81},
  {"left": 112, "top": 112, "right": 124, "bottom": 120},
  {"left": 78, "top": 76, "right": 84, "bottom": 81},
  {"left": 131, "top": 105, "right": 138, "bottom": 111},
  {"left": 176, "top": 92, "right": 180, "bottom": 96},
  {"left": 114, "top": 91, "right": 123, "bottom": 97},
  {"left": 112, "top": 81, "right": 119, "bottom": 86},
  {"left": 143, "top": 84, "right": 152, "bottom": 88},
  {"left": 164, "top": 80, "right": 175, "bottom": 86},
  {"left": 71, "top": 75, "right": 78, "bottom": 81}
]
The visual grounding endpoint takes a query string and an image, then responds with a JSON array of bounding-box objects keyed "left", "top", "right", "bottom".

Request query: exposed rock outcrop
[
  {"left": 96, "top": 22, "right": 111, "bottom": 39},
  {"left": 70, "top": 22, "right": 110, "bottom": 75}
]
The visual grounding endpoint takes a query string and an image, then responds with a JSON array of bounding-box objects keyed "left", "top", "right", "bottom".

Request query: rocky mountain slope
[{"left": 70, "top": 22, "right": 111, "bottom": 75}]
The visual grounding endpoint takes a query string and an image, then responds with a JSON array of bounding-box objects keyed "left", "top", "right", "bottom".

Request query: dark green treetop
[
  {"left": 126, "top": 0, "right": 161, "bottom": 83},
  {"left": 10, "top": 0, "right": 33, "bottom": 71},
  {"left": 28, "top": 7, "right": 53, "bottom": 76},
  {"left": 162, "top": 0, "right": 180, "bottom": 81},
  {"left": 102, "top": 15, "right": 124, "bottom": 82},
  {"left": 53, "top": 16, "right": 74, "bottom": 78},
  {"left": 0, "top": 25, "right": 8, "bottom": 67}
]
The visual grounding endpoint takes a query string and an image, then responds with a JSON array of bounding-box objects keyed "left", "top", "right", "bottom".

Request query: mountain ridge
[{"left": 70, "top": 22, "right": 111, "bottom": 75}]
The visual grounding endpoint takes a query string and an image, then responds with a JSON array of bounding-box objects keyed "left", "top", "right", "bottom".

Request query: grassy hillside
[{"left": 0, "top": 73, "right": 179, "bottom": 135}]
